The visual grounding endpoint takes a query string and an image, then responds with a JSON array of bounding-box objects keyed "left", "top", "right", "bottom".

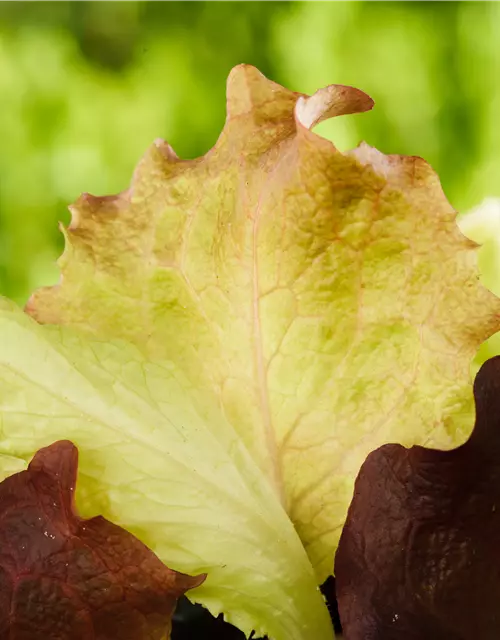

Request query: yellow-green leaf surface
[{"left": 25, "top": 65, "right": 500, "bottom": 585}]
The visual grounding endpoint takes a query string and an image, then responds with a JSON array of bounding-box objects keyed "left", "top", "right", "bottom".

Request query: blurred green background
[{"left": 1, "top": 1, "right": 500, "bottom": 304}]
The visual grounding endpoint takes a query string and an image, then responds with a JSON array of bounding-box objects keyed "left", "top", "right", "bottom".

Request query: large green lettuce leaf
[
  {"left": 26, "top": 64, "right": 500, "bottom": 575},
  {"left": 1, "top": 65, "right": 499, "bottom": 638}
]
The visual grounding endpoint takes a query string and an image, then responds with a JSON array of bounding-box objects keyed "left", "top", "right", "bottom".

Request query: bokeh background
[{"left": 1, "top": 1, "right": 500, "bottom": 305}]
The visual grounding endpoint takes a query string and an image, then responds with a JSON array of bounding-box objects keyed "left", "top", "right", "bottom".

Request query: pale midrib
[
  {"left": 252, "top": 222, "right": 285, "bottom": 506},
  {"left": 250, "top": 153, "right": 289, "bottom": 508}
]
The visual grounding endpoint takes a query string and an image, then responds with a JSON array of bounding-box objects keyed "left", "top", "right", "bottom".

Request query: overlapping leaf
[
  {"left": 335, "top": 356, "right": 500, "bottom": 640},
  {"left": 0, "top": 440, "right": 204, "bottom": 640}
]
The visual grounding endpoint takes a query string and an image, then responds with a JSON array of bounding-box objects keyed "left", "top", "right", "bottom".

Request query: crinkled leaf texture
[
  {"left": 335, "top": 356, "right": 500, "bottom": 640},
  {"left": 0, "top": 439, "right": 204, "bottom": 640},
  {"left": 26, "top": 64, "right": 500, "bottom": 575},
  {"left": 1, "top": 65, "right": 499, "bottom": 639}
]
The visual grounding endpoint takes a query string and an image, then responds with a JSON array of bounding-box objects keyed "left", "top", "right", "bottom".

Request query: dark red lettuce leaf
[
  {"left": 335, "top": 356, "right": 500, "bottom": 640},
  {"left": 0, "top": 441, "right": 205, "bottom": 640}
]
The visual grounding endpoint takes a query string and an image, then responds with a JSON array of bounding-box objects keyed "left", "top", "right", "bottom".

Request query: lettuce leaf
[
  {"left": 335, "top": 356, "right": 500, "bottom": 640},
  {"left": 0, "top": 439, "right": 204, "bottom": 640},
  {"left": 0, "top": 298, "right": 331, "bottom": 639},
  {"left": 1, "top": 65, "right": 499, "bottom": 638},
  {"left": 26, "top": 65, "right": 499, "bottom": 578}
]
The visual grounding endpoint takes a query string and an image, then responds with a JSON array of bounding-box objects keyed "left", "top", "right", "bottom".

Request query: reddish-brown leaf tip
[
  {"left": 334, "top": 356, "right": 500, "bottom": 640},
  {"left": 295, "top": 84, "right": 374, "bottom": 131},
  {"left": 0, "top": 440, "right": 205, "bottom": 640}
]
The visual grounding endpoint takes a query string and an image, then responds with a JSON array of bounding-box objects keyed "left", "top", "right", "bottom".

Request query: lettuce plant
[{"left": 1, "top": 66, "right": 499, "bottom": 639}]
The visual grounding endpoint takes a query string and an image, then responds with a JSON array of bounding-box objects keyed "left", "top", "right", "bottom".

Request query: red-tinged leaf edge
[
  {"left": 334, "top": 356, "right": 500, "bottom": 640},
  {"left": 0, "top": 440, "right": 205, "bottom": 640}
]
